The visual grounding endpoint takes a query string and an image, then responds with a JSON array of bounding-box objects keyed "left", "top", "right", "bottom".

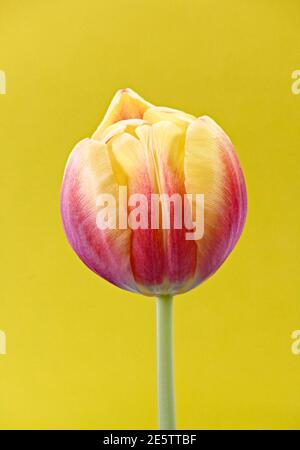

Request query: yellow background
[{"left": 0, "top": 0, "right": 300, "bottom": 429}]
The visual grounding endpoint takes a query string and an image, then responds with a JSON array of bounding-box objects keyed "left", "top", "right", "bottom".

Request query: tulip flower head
[
  {"left": 60, "top": 89, "right": 247, "bottom": 430},
  {"left": 61, "top": 89, "right": 247, "bottom": 296}
]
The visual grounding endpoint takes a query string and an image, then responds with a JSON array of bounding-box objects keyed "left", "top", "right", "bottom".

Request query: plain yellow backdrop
[{"left": 0, "top": 0, "right": 300, "bottom": 429}]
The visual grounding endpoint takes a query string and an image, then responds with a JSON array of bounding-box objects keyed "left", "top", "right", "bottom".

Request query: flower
[{"left": 60, "top": 89, "right": 247, "bottom": 296}]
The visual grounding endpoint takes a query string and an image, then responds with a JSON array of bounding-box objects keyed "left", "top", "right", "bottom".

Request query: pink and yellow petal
[
  {"left": 107, "top": 132, "right": 165, "bottom": 294},
  {"left": 60, "top": 138, "right": 137, "bottom": 292},
  {"left": 136, "top": 122, "right": 197, "bottom": 293},
  {"left": 184, "top": 117, "right": 247, "bottom": 284}
]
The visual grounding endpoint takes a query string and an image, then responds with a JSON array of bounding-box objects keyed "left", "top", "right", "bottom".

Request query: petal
[
  {"left": 60, "top": 138, "right": 137, "bottom": 292},
  {"left": 184, "top": 117, "right": 247, "bottom": 284},
  {"left": 136, "top": 122, "right": 197, "bottom": 293},
  {"left": 96, "top": 118, "right": 145, "bottom": 144},
  {"left": 200, "top": 116, "right": 247, "bottom": 240},
  {"left": 143, "top": 106, "right": 195, "bottom": 129},
  {"left": 107, "top": 132, "right": 165, "bottom": 294},
  {"left": 92, "top": 88, "right": 152, "bottom": 140}
]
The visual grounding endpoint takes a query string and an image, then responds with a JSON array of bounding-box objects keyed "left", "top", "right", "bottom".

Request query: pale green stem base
[{"left": 156, "top": 295, "right": 176, "bottom": 430}]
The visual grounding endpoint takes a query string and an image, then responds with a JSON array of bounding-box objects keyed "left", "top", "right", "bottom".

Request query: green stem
[{"left": 156, "top": 294, "right": 176, "bottom": 430}]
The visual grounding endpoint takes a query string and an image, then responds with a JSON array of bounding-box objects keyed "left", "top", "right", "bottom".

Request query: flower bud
[{"left": 61, "top": 89, "right": 247, "bottom": 296}]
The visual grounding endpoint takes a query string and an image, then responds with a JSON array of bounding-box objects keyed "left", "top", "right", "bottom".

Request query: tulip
[{"left": 60, "top": 89, "right": 247, "bottom": 429}]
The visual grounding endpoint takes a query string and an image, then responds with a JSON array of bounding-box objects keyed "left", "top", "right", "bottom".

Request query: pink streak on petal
[
  {"left": 60, "top": 141, "right": 138, "bottom": 293},
  {"left": 196, "top": 117, "right": 247, "bottom": 282}
]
